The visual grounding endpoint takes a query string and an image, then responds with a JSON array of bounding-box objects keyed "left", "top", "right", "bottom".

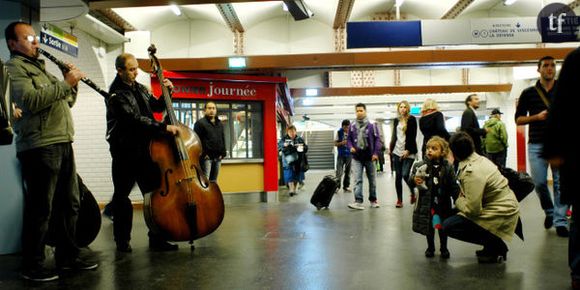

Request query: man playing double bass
[{"left": 106, "top": 53, "right": 179, "bottom": 252}]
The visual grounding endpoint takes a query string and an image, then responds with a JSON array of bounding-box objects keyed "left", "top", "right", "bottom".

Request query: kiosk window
[{"left": 172, "top": 100, "right": 263, "bottom": 159}]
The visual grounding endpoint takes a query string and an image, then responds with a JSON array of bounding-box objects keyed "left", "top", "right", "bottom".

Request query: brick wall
[{"left": 44, "top": 30, "right": 142, "bottom": 203}]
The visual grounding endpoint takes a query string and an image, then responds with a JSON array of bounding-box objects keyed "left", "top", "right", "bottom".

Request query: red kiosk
[{"left": 151, "top": 71, "right": 293, "bottom": 197}]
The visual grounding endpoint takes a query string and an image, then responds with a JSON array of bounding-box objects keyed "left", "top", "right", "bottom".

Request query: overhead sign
[
  {"left": 347, "top": 21, "right": 422, "bottom": 48},
  {"left": 470, "top": 18, "right": 540, "bottom": 44},
  {"left": 40, "top": 24, "right": 78, "bottom": 57}
]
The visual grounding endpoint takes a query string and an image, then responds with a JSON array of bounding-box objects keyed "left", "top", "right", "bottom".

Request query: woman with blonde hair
[
  {"left": 389, "top": 100, "right": 418, "bottom": 208},
  {"left": 419, "top": 98, "right": 450, "bottom": 158}
]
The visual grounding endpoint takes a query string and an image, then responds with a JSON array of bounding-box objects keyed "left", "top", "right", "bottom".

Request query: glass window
[{"left": 172, "top": 100, "right": 263, "bottom": 159}]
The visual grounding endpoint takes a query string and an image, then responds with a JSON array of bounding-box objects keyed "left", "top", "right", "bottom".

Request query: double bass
[{"left": 143, "top": 45, "right": 224, "bottom": 245}]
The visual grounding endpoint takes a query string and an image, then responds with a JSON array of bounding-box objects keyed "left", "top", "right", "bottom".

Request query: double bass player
[{"left": 106, "top": 53, "right": 179, "bottom": 252}]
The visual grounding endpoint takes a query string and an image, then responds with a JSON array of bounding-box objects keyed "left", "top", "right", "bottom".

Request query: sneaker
[
  {"left": 348, "top": 202, "right": 365, "bottom": 210},
  {"left": 343, "top": 187, "right": 352, "bottom": 193},
  {"left": 557, "top": 226, "right": 570, "bottom": 237},
  {"left": 59, "top": 258, "right": 99, "bottom": 271},
  {"left": 370, "top": 201, "right": 380, "bottom": 208},
  {"left": 425, "top": 248, "right": 435, "bottom": 258},
  {"left": 544, "top": 216, "right": 553, "bottom": 229},
  {"left": 21, "top": 267, "right": 59, "bottom": 282},
  {"left": 150, "top": 240, "right": 179, "bottom": 252},
  {"left": 395, "top": 200, "right": 403, "bottom": 208},
  {"left": 410, "top": 194, "right": 417, "bottom": 205},
  {"left": 289, "top": 192, "right": 296, "bottom": 197},
  {"left": 440, "top": 249, "right": 450, "bottom": 259}
]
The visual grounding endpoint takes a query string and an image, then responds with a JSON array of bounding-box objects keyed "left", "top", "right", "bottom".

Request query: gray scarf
[{"left": 356, "top": 117, "right": 369, "bottom": 150}]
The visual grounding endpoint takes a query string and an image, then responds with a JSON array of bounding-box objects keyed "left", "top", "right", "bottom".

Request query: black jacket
[
  {"left": 389, "top": 116, "right": 418, "bottom": 156},
  {"left": 194, "top": 115, "right": 226, "bottom": 159},
  {"left": 544, "top": 48, "right": 580, "bottom": 205},
  {"left": 419, "top": 111, "right": 450, "bottom": 157},
  {"left": 106, "top": 75, "right": 168, "bottom": 156},
  {"left": 409, "top": 159, "right": 459, "bottom": 236},
  {"left": 461, "top": 108, "right": 486, "bottom": 154}
]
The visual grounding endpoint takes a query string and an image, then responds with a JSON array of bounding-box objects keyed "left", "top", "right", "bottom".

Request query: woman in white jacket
[{"left": 443, "top": 132, "right": 519, "bottom": 263}]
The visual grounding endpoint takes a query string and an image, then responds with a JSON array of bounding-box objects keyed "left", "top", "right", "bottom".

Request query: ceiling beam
[
  {"left": 136, "top": 47, "right": 575, "bottom": 72},
  {"left": 441, "top": 0, "right": 474, "bottom": 19},
  {"left": 291, "top": 84, "right": 512, "bottom": 98},
  {"left": 89, "top": 0, "right": 280, "bottom": 9},
  {"left": 216, "top": 3, "right": 244, "bottom": 32},
  {"left": 333, "top": 0, "right": 355, "bottom": 29},
  {"left": 89, "top": 8, "right": 137, "bottom": 32}
]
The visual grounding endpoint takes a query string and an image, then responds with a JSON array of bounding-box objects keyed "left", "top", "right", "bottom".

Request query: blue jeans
[
  {"left": 528, "top": 143, "right": 568, "bottom": 227},
  {"left": 392, "top": 154, "right": 414, "bottom": 201},
  {"left": 352, "top": 158, "right": 377, "bottom": 203},
  {"left": 336, "top": 155, "right": 351, "bottom": 189},
  {"left": 201, "top": 158, "right": 222, "bottom": 182}
]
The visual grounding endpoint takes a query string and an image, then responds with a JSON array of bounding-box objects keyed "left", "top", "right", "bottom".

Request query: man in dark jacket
[
  {"left": 460, "top": 94, "right": 487, "bottom": 155},
  {"left": 335, "top": 119, "right": 352, "bottom": 192},
  {"left": 107, "top": 53, "right": 179, "bottom": 253},
  {"left": 543, "top": 47, "right": 580, "bottom": 289},
  {"left": 194, "top": 101, "right": 226, "bottom": 182}
]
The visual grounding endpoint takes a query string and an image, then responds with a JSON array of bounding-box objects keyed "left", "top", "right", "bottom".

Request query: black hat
[{"left": 491, "top": 108, "right": 503, "bottom": 115}]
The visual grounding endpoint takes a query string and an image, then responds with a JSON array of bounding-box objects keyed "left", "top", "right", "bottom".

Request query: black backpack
[{"left": 499, "top": 167, "right": 535, "bottom": 202}]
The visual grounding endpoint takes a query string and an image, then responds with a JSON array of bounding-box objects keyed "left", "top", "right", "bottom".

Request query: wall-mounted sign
[{"left": 40, "top": 24, "right": 78, "bottom": 57}]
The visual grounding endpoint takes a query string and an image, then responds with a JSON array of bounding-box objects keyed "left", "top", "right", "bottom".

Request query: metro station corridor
[{"left": 0, "top": 170, "right": 569, "bottom": 290}]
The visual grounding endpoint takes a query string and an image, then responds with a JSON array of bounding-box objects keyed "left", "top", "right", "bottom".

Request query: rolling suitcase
[{"left": 310, "top": 175, "right": 339, "bottom": 210}]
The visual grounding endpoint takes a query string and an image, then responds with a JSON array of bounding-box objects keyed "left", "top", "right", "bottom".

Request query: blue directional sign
[{"left": 40, "top": 24, "right": 78, "bottom": 57}]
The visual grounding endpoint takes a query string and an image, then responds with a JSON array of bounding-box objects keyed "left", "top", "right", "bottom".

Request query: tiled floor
[{"left": 0, "top": 170, "right": 571, "bottom": 289}]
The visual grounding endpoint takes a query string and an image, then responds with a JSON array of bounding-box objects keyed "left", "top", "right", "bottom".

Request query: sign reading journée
[{"left": 170, "top": 80, "right": 268, "bottom": 100}]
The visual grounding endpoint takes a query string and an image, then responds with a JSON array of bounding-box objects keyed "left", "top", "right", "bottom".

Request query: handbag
[{"left": 499, "top": 167, "right": 535, "bottom": 202}]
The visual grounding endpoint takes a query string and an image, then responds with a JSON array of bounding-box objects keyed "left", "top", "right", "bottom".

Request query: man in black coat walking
[
  {"left": 194, "top": 101, "right": 227, "bottom": 182},
  {"left": 461, "top": 94, "right": 488, "bottom": 155}
]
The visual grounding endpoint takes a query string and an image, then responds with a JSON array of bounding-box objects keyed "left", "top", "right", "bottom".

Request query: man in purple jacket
[{"left": 347, "top": 103, "right": 382, "bottom": 210}]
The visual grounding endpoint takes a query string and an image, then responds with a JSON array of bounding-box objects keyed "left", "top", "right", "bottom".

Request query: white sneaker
[
  {"left": 348, "top": 202, "right": 365, "bottom": 210},
  {"left": 370, "top": 201, "right": 380, "bottom": 208}
]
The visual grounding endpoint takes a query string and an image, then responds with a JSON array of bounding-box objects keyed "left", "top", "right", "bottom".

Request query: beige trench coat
[{"left": 455, "top": 153, "right": 519, "bottom": 241}]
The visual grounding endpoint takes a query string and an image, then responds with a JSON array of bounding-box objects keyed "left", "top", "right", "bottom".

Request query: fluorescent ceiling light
[
  {"left": 305, "top": 89, "right": 318, "bottom": 97},
  {"left": 228, "top": 57, "right": 246, "bottom": 68},
  {"left": 395, "top": 0, "right": 405, "bottom": 7},
  {"left": 170, "top": 4, "right": 181, "bottom": 16},
  {"left": 504, "top": 0, "right": 518, "bottom": 5}
]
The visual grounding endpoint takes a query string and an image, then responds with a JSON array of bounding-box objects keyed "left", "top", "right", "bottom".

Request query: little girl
[{"left": 410, "top": 136, "right": 460, "bottom": 258}]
